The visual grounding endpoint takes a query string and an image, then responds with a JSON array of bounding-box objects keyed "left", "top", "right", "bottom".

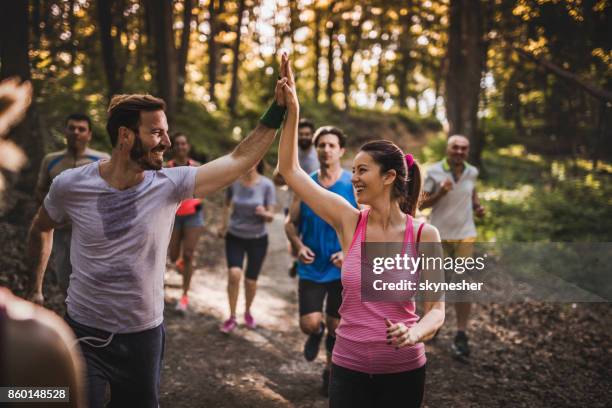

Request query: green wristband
[{"left": 259, "top": 101, "right": 287, "bottom": 129}]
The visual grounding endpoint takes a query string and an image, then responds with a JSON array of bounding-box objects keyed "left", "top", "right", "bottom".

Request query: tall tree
[
  {"left": 228, "top": 0, "right": 246, "bottom": 116},
  {"left": 177, "top": 0, "right": 194, "bottom": 107},
  {"left": 207, "top": 0, "right": 223, "bottom": 105},
  {"left": 397, "top": 3, "right": 414, "bottom": 109},
  {"left": 325, "top": 1, "right": 338, "bottom": 102},
  {"left": 312, "top": 2, "right": 322, "bottom": 102},
  {"left": 445, "top": 0, "right": 487, "bottom": 166},
  {"left": 145, "top": 0, "right": 178, "bottom": 123},
  {"left": 340, "top": 6, "right": 366, "bottom": 112},
  {"left": 0, "top": 0, "right": 43, "bottom": 189},
  {"left": 97, "top": 0, "right": 124, "bottom": 98}
]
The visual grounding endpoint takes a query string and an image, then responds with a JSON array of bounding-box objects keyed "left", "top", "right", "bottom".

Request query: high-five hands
[{"left": 277, "top": 53, "right": 298, "bottom": 112}]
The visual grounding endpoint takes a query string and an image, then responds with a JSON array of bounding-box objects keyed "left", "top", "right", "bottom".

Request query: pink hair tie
[{"left": 405, "top": 154, "right": 414, "bottom": 169}]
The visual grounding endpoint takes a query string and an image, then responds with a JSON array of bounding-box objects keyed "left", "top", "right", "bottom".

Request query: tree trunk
[
  {"left": 341, "top": 13, "right": 365, "bottom": 112},
  {"left": 97, "top": 0, "right": 123, "bottom": 98},
  {"left": 397, "top": 2, "right": 413, "bottom": 109},
  {"left": 313, "top": 4, "right": 321, "bottom": 102},
  {"left": 325, "top": 1, "right": 337, "bottom": 103},
  {"left": 146, "top": 0, "right": 178, "bottom": 123},
  {"left": 208, "top": 0, "right": 218, "bottom": 105},
  {"left": 31, "top": 0, "right": 42, "bottom": 49},
  {"left": 67, "top": 0, "right": 77, "bottom": 66},
  {"left": 374, "top": 12, "right": 386, "bottom": 104},
  {"left": 0, "top": 0, "right": 43, "bottom": 190},
  {"left": 177, "top": 0, "right": 193, "bottom": 108},
  {"left": 445, "top": 0, "right": 486, "bottom": 167},
  {"left": 228, "top": 0, "right": 246, "bottom": 116}
]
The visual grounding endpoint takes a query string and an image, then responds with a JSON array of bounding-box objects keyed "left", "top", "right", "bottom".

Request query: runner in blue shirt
[{"left": 284, "top": 126, "right": 357, "bottom": 397}]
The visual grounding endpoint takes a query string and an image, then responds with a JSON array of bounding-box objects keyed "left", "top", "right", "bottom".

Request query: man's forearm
[
  {"left": 231, "top": 124, "right": 277, "bottom": 172},
  {"left": 420, "top": 190, "right": 445, "bottom": 209},
  {"left": 284, "top": 220, "right": 303, "bottom": 253},
  {"left": 26, "top": 226, "right": 53, "bottom": 293}
]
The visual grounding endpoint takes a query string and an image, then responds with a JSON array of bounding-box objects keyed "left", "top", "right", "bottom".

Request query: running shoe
[
  {"left": 288, "top": 260, "right": 298, "bottom": 278},
  {"left": 320, "top": 368, "right": 330, "bottom": 398},
  {"left": 175, "top": 294, "right": 189, "bottom": 312},
  {"left": 244, "top": 312, "right": 256, "bottom": 329},
  {"left": 304, "top": 322, "right": 325, "bottom": 362},
  {"left": 176, "top": 258, "right": 185, "bottom": 274},
  {"left": 452, "top": 331, "right": 470, "bottom": 359},
  {"left": 220, "top": 316, "right": 237, "bottom": 334}
]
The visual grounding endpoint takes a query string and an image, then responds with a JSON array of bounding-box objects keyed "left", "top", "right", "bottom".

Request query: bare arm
[
  {"left": 420, "top": 190, "right": 443, "bottom": 210},
  {"left": 255, "top": 205, "right": 275, "bottom": 223},
  {"left": 420, "top": 177, "right": 452, "bottom": 210},
  {"left": 284, "top": 195, "right": 303, "bottom": 253},
  {"left": 194, "top": 56, "right": 289, "bottom": 199},
  {"left": 194, "top": 124, "right": 277, "bottom": 198},
  {"left": 26, "top": 206, "right": 58, "bottom": 304},
  {"left": 35, "top": 156, "right": 50, "bottom": 205},
  {"left": 387, "top": 224, "right": 445, "bottom": 346},
  {"left": 472, "top": 187, "right": 485, "bottom": 217},
  {"left": 277, "top": 65, "right": 358, "bottom": 250},
  {"left": 217, "top": 196, "right": 232, "bottom": 237}
]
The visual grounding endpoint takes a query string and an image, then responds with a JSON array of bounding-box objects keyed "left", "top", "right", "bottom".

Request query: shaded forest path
[{"left": 158, "top": 190, "right": 612, "bottom": 408}]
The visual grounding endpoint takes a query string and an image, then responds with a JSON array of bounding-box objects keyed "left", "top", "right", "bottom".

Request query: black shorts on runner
[
  {"left": 298, "top": 278, "right": 342, "bottom": 319},
  {"left": 225, "top": 232, "right": 268, "bottom": 280}
]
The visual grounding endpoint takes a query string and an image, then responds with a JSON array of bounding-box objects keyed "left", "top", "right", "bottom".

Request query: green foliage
[
  {"left": 477, "top": 148, "right": 612, "bottom": 242},
  {"left": 417, "top": 133, "right": 447, "bottom": 164}
]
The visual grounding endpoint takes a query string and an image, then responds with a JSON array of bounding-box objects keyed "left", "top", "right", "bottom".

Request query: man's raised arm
[{"left": 194, "top": 55, "right": 290, "bottom": 199}]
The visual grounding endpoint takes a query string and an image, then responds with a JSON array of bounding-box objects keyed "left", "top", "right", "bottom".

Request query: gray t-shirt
[
  {"left": 423, "top": 159, "right": 478, "bottom": 240},
  {"left": 226, "top": 176, "right": 276, "bottom": 239},
  {"left": 44, "top": 161, "right": 197, "bottom": 333},
  {"left": 298, "top": 146, "right": 319, "bottom": 175}
]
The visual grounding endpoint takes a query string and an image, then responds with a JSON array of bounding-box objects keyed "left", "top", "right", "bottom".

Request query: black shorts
[
  {"left": 225, "top": 232, "right": 268, "bottom": 280},
  {"left": 298, "top": 278, "right": 342, "bottom": 318}
]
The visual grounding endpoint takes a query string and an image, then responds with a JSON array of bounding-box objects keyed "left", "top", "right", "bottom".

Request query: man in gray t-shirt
[
  {"left": 421, "top": 134, "right": 485, "bottom": 361},
  {"left": 25, "top": 55, "right": 292, "bottom": 407}
]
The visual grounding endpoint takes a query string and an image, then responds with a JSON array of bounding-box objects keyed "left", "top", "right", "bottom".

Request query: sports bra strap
[{"left": 416, "top": 222, "right": 425, "bottom": 254}]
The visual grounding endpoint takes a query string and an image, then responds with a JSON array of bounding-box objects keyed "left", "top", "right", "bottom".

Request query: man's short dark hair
[
  {"left": 313, "top": 126, "right": 346, "bottom": 148},
  {"left": 65, "top": 113, "right": 92, "bottom": 131},
  {"left": 106, "top": 94, "right": 166, "bottom": 147},
  {"left": 298, "top": 118, "right": 315, "bottom": 133}
]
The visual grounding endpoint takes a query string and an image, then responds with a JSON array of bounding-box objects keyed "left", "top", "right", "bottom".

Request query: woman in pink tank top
[{"left": 277, "top": 65, "right": 445, "bottom": 407}]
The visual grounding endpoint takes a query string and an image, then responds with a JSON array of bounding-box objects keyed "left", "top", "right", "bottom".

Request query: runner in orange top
[{"left": 166, "top": 133, "right": 204, "bottom": 312}]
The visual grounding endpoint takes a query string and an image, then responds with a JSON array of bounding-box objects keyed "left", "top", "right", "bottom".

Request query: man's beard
[
  {"left": 298, "top": 138, "right": 312, "bottom": 150},
  {"left": 130, "top": 136, "right": 164, "bottom": 170}
]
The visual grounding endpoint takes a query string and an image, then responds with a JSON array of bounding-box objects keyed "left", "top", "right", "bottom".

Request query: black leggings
[
  {"left": 225, "top": 232, "right": 268, "bottom": 280},
  {"left": 329, "top": 363, "right": 426, "bottom": 408}
]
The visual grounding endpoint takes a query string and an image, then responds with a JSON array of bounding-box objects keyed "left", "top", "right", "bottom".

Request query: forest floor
[{"left": 1, "top": 187, "right": 611, "bottom": 408}]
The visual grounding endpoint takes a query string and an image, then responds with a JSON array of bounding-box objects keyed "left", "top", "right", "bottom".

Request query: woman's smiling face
[{"left": 352, "top": 151, "right": 395, "bottom": 206}]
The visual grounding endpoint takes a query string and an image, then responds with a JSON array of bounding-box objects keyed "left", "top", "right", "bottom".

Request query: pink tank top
[{"left": 332, "top": 208, "right": 426, "bottom": 374}]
